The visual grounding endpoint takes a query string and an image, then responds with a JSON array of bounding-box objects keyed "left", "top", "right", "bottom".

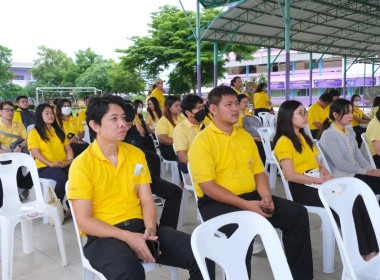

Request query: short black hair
[
  {"left": 237, "top": 94, "right": 248, "bottom": 103},
  {"left": 181, "top": 94, "right": 203, "bottom": 118},
  {"left": 329, "top": 89, "right": 340, "bottom": 97},
  {"left": 124, "top": 103, "right": 136, "bottom": 122},
  {"left": 16, "top": 95, "right": 28, "bottom": 102},
  {"left": 0, "top": 101, "right": 14, "bottom": 109},
  {"left": 208, "top": 86, "right": 237, "bottom": 106},
  {"left": 86, "top": 94, "right": 126, "bottom": 139},
  {"left": 319, "top": 93, "right": 333, "bottom": 103}
]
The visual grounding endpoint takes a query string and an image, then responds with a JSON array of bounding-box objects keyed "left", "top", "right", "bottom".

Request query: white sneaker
[{"left": 252, "top": 241, "right": 265, "bottom": 254}]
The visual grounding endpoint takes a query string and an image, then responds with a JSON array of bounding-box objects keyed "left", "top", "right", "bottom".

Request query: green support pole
[
  {"left": 214, "top": 42, "right": 218, "bottom": 87},
  {"left": 372, "top": 59, "right": 375, "bottom": 90},
  {"left": 309, "top": 53, "right": 313, "bottom": 106},
  {"left": 267, "top": 48, "right": 271, "bottom": 96},
  {"left": 196, "top": 0, "right": 201, "bottom": 96},
  {"left": 285, "top": 0, "right": 290, "bottom": 100},
  {"left": 343, "top": 56, "right": 347, "bottom": 98}
]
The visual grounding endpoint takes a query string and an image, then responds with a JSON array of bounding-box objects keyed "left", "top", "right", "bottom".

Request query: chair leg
[
  {"left": 83, "top": 267, "right": 96, "bottom": 280},
  {"left": 21, "top": 219, "right": 34, "bottom": 254},
  {"left": 169, "top": 266, "right": 179, "bottom": 280},
  {"left": 269, "top": 164, "right": 277, "bottom": 189},
  {"left": 2, "top": 220, "right": 15, "bottom": 280},
  {"left": 180, "top": 189, "right": 189, "bottom": 226},
  {"left": 48, "top": 208, "right": 68, "bottom": 266},
  {"left": 321, "top": 216, "right": 335, "bottom": 273}
]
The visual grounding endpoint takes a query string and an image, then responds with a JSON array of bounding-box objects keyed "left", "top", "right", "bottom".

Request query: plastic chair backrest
[
  {"left": 304, "top": 123, "right": 314, "bottom": 141},
  {"left": 361, "top": 133, "right": 376, "bottom": 169},
  {"left": 187, "top": 163, "right": 201, "bottom": 207},
  {"left": 191, "top": 211, "right": 292, "bottom": 280},
  {"left": 271, "top": 151, "right": 294, "bottom": 201},
  {"left": 0, "top": 153, "right": 44, "bottom": 211},
  {"left": 315, "top": 141, "right": 332, "bottom": 173},
  {"left": 83, "top": 125, "right": 91, "bottom": 144},
  {"left": 258, "top": 112, "right": 276, "bottom": 128},
  {"left": 257, "top": 127, "right": 275, "bottom": 161},
  {"left": 26, "top": 124, "right": 35, "bottom": 133},
  {"left": 318, "top": 178, "right": 380, "bottom": 279}
]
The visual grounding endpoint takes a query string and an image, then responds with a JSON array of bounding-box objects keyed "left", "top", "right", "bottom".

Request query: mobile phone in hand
[
  {"left": 146, "top": 240, "right": 160, "bottom": 260},
  {"left": 260, "top": 206, "right": 276, "bottom": 215}
]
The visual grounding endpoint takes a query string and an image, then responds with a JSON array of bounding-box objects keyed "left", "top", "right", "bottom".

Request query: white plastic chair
[
  {"left": 318, "top": 177, "right": 380, "bottom": 279},
  {"left": 315, "top": 141, "right": 332, "bottom": 173},
  {"left": 257, "top": 127, "right": 277, "bottom": 189},
  {"left": 180, "top": 168, "right": 201, "bottom": 226},
  {"left": 271, "top": 151, "right": 335, "bottom": 273},
  {"left": 83, "top": 125, "right": 91, "bottom": 144},
  {"left": 26, "top": 124, "right": 35, "bottom": 133},
  {"left": 191, "top": 211, "right": 293, "bottom": 280},
  {"left": 304, "top": 122, "right": 317, "bottom": 143},
  {"left": 39, "top": 178, "right": 58, "bottom": 224},
  {"left": 65, "top": 182, "right": 179, "bottom": 280},
  {"left": 155, "top": 133, "right": 180, "bottom": 185},
  {"left": 361, "top": 133, "right": 376, "bottom": 169},
  {"left": 0, "top": 153, "right": 67, "bottom": 280},
  {"left": 258, "top": 112, "right": 277, "bottom": 128}
]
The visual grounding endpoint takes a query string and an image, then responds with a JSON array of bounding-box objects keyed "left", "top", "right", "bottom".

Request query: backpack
[{"left": 242, "top": 115, "right": 263, "bottom": 138}]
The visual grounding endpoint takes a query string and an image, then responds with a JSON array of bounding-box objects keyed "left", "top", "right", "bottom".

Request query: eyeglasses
[
  {"left": 2, "top": 108, "right": 15, "bottom": 113},
  {"left": 296, "top": 109, "right": 307, "bottom": 117}
]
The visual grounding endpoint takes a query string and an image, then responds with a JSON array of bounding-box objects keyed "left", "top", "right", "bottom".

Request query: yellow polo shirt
[
  {"left": 77, "top": 109, "right": 87, "bottom": 125},
  {"left": 60, "top": 116, "right": 84, "bottom": 136},
  {"left": 145, "top": 111, "right": 160, "bottom": 129},
  {"left": 204, "top": 113, "right": 213, "bottom": 126},
  {"left": 254, "top": 92, "right": 270, "bottom": 109},
  {"left": 351, "top": 107, "right": 364, "bottom": 127},
  {"left": 0, "top": 121, "right": 27, "bottom": 149},
  {"left": 307, "top": 101, "right": 329, "bottom": 130},
  {"left": 68, "top": 140, "right": 151, "bottom": 233},
  {"left": 27, "top": 127, "right": 69, "bottom": 169},
  {"left": 188, "top": 122, "right": 264, "bottom": 198},
  {"left": 235, "top": 110, "right": 253, "bottom": 129},
  {"left": 151, "top": 88, "right": 165, "bottom": 109},
  {"left": 156, "top": 115, "right": 185, "bottom": 138},
  {"left": 369, "top": 106, "right": 379, "bottom": 119},
  {"left": 274, "top": 134, "right": 319, "bottom": 175},
  {"left": 173, "top": 119, "right": 202, "bottom": 152},
  {"left": 365, "top": 117, "right": 380, "bottom": 156},
  {"left": 12, "top": 108, "right": 23, "bottom": 123}
]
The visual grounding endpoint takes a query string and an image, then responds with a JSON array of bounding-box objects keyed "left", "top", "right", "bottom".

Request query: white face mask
[
  {"left": 353, "top": 101, "right": 361, "bottom": 107},
  {"left": 61, "top": 107, "right": 72, "bottom": 115},
  {"left": 137, "top": 107, "right": 143, "bottom": 114}
]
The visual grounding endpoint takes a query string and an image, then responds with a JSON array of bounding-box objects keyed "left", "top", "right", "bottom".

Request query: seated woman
[
  {"left": 366, "top": 107, "right": 380, "bottom": 168},
  {"left": 56, "top": 99, "right": 88, "bottom": 157},
  {"left": 369, "top": 96, "right": 380, "bottom": 119},
  {"left": 351, "top": 94, "right": 370, "bottom": 148},
  {"left": 155, "top": 96, "right": 185, "bottom": 161},
  {"left": 28, "top": 103, "right": 74, "bottom": 207},
  {"left": 133, "top": 99, "right": 156, "bottom": 153},
  {"left": 145, "top": 97, "right": 162, "bottom": 134},
  {"left": 319, "top": 98, "right": 380, "bottom": 195},
  {"left": 274, "top": 100, "right": 378, "bottom": 261},
  {"left": 253, "top": 82, "right": 272, "bottom": 116}
]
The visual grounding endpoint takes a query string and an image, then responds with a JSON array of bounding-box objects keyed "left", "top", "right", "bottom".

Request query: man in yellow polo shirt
[
  {"left": 173, "top": 94, "right": 205, "bottom": 174},
  {"left": 67, "top": 94, "right": 205, "bottom": 280},
  {"left": 188, "top": 86, "right": 313, "bottom": 280},
  {"left": 13, "top": 95, "right": 36, "bottom": 129},
  {"left": 307, "top": 93, "right": 332, "bottom": 138},
  {"left": 76, "top": 95, "right": 89, "bottom": 125},
  {"left": 0, "top": 101, "right": 33, "bottom": 203},
  {"left": 151, "top": 78, "right": 165, "bottom": 109}
]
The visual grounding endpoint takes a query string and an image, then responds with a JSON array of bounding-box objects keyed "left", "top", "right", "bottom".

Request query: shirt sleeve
[
  {"left": 27, "top": 129, "right": 40, "bottom": 150},
  {"left": 155, "top": 118, "right": 167, "bottom": 136},
  {"left": 274, "top": 137, "right": 293, "bottom": 162},
  {"left": 68, "top": 158, "right": 93, "bottom": 200},
  {"left": 173, "top": 125, "right": 187, "bottom": 152}
]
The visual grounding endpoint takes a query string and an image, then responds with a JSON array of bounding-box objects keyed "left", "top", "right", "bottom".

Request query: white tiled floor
[{"left": 4, "top": 176, "right": 343, "bottom": 279}]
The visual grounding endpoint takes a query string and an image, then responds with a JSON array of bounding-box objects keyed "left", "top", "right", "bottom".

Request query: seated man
[
  {"left": 13, "top": 95, "right": 36, "bottom": 129},
  {"left": 173, "top": 94, "right": 205, "bottom": 174},
  {"left": 188, "top": 86, "right": 313, "bottom": 280},
  {"left": 307, "top": 93, "right": 332, "bottom": 138},
  {"left": 0, "top": 101, "right": 33, "bottom": 204},
  {"left": 67, "top": 94, "right": 205, "bottom": 280},
  {"left": 77, "top": 95, "right": 89, "bottom": 125}
]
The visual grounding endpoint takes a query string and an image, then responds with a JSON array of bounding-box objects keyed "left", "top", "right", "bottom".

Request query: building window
[{"left": 15, "top": 75, "right": 24, "bottom": 80}]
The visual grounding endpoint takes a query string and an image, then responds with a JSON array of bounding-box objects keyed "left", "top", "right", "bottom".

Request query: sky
[{"left": 1, "top": 0, "right": 196, "bottom": 63}]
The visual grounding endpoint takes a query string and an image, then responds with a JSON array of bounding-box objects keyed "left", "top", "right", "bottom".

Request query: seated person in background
[
  {"left": 173, "top": 94, "right": 205, "bottom": 174},
  {"left": 351, "top": 94, "right": 371, "bottom": 148},
  {"left": 76, "top": 95, "right": 89, "bottom": 125},
  {"left": 124, "top": 103, "right": 182, "bottom": 229},
  {"left": 188, "top": 86, "right": 313, "bottom": 280},
  {"left": 253, "top": 82, "right": 272, "bottom": 116},
  {"left": 0, "top": 101, "right": 33, "bottom": 204},
  {"left": 133, "top": 99, "right": 156, "bottom": 153},
  {"left": 56, "top": 99, "right": 88, "bottom": 157},
  {"left": 328, "top": 89, "right": 340, "bottom": 101},
  {"left": 13, "top": 95, "right": 36, "bottom": 129},
  {"left": 306, "top": 92, "right": 332, "bottom": 138},
  {"left": 203, "top": 101, "right": 213, "bottom": 127},
  {"left": 366, "top": 106, "right": 380, "bottom": 168},
  {"left": 28, "top": 103, "right": 74, "bottom": 207},
  {"left": 145, "top": 97, "right": 162, "bottom": 135},
  {"left": 151, "top": 78, "right": 165, "bottom": 109},
  {"left": 155, "top": 96, "right": 185, "bottom": 161},
  {"left": 319, "top": 99, "right": 380, "bottom": 195},
  {"left": 369, "top": 96, "right": 380, "bottom": 119},
  {"left": 68, "top": 94, "right": 205, "bottom": 280}
]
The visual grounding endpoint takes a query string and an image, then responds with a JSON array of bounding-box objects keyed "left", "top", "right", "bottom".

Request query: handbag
[
  {"left": 243, "top": 115, "right": 263, "bottom": 138},
  {"left": 46, "top": 186, "right": 65, "bottom": 225}
]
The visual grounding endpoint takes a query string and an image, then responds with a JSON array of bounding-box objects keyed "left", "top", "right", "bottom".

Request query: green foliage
[
  {"left": 0, "top": 45, "right": 13, "bottom": 92},
  {"left": 108, "top": 62, "right": 146, "bottom": 94},
  {"left": 118, "top": 5, "right": 257, "bottom": 93},
  {"left": 75, "top": 62, "right": 112, "bottom": 93},
  {"left": 0, "top": 83, "right": 27, "bottom": 100},
  {"left": 75, "top": 48, "right": 104, "bottom": 74}
]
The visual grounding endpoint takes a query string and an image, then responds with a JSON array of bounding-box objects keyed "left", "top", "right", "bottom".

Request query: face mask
[
  {"left": 61, "top": 107, "right": 72, "bottom": 115},
  {"left": 193, "top": 109, "right": 206, "bottom": 122},
  {"left": 353, "top": 101, "right": 361, "bottom": 107},
  {"left": 137, "top": 107, "right": 143, "bottom": 114}
]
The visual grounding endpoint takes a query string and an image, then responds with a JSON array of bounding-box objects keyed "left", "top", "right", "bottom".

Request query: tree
[
  {"left": 0, "top": 83, "right": 27, "bottom": 100},
  {"left": 0, "top": 45, "right": 13, "bottom": 96},
  {"left": 118, "top": 5, "right": 257, "bottom": 94},
  {"left": 75, "top": 61, "right": 112, "bottom": 93},
  {"left": 108, "top": 62, "right": 146, "bottom": 94},
  {"left": 75, "top": 48, "right": 104, "bottom": 74}
]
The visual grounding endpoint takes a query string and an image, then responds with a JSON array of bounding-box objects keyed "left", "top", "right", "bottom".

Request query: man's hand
[
  {"left": 243, "top": 199, "right": 274, "bottom": 218},
  {"left": 143, "top": 228, "right": 158, "bottom": 241},
  {"left": 50, "top": 161, "right": 70, "bottom": 168},
  {"left": 124, "top": 231, "right": 156, "bottom": 263},
  {"left": 13, "top": 146, "right": 22, "bottom": 153}
]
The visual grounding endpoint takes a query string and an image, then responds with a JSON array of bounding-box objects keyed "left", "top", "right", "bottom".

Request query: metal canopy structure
[
  {"left": 198, "top": 0, "right": 380, "bottom": 59},
  {"left": 35, "top": 87, "right": 102, "bottom": 105}
]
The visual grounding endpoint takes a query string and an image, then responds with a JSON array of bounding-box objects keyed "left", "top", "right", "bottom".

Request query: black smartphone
[
  {"left": 260, "top": 207, "right": 276, "bottom": 215},
  {"left": 146, "top": 240, "right": 160, "bottom": 260}
]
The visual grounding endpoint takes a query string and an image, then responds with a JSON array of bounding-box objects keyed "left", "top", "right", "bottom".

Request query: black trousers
[
  {"left": 353, "top": 125, "right": 366, "bottom": 148},
  {"left": 310, "top": 129, "right": 319, "bottom": 139},
  {"left": 198, "top": 191, "right": 314, "bottom": 280},
  {"left": 84, "top": 219, "right": 209, "bottom": 280},
  {"left": 373, "top": 154, "right": 380, "bottom": 169},
  {"left": 289, "top": 181, "right": 379, "bottom": 255}
]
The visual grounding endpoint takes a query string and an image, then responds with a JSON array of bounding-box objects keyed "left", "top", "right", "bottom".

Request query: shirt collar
[
  {"left": 332, "top": 122, "right": 346, "bottom": 134},
  {"left": 90, "top": 139, "right": 127, "bottom": 164},
  {"left": 184, "top": 118, "right": 202, "bottom": 128},
  {"left": 209, "top": 121, "right": 238, "bottom": 136}
]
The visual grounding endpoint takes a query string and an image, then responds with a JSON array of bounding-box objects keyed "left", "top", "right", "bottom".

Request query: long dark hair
[
  {"left": 273, "top": 100, "right": 314, "bottom": 153},
  {"left": 56, "top": 98, "right": 72, "bottom": 128},
  {"left": 373, "top": 96, "right": 380, "bottom": 108},
  {"left": 376, "top": 105, "right": 380, "bottom": 122},
  {"left": 164, "top": 96, "right": 180, "bottom": 128},
  {"left": 254, "top": 82, "right": 266, "bottom": 94},
  {"left": 147, "top": 97, "right": 162, "bottom": 121},
  {"left": 317, "top": 99, "right": 351, "bottom": 139},
  {"left": 35, "top": 103, "right": 66, "bottom": 143}
]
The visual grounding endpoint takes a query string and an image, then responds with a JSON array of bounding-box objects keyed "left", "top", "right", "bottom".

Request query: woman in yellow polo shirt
[
  {"left": 369, "top": 96, "right": 380, "bottom": 119},
  {"left": 132, "top": 99, "right": 156, "bottom": 153},
  {"left": 28, "top": 103, "right": 74, "bottom": 206},
  {"left": 366, "top": 107, "right": 380, "bottom": 168},
  {"left": 151, "top": 78, "right": 165, "bottom": 109},
  {"left": 56, "top": 99, "right": 89, "bottom": 157},
  {"left": 156, "top": 96, "right": 185, "bottom": 161},
  {"left": 351, "top": 94, "right": 370, "bottom": 148},
  {"left": 145, "top": 97, "right": 162, "bottom": 134},
  {"left": 253, "top": 82, "right": 272, "bottom": 116}
]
